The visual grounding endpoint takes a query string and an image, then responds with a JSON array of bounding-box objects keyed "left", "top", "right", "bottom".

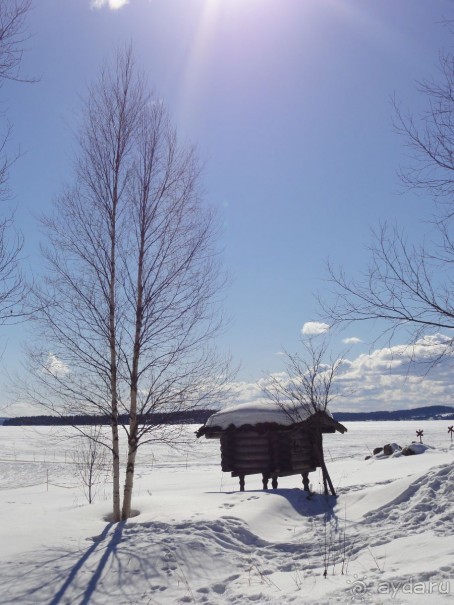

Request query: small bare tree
[
  {"left": 71, "top": 426, "right": 109, "bottom": 504},
  {"left": 263, "top": 336, "right": 344, "bottom": 496},
  {"left": 263, "top": 336, "right": 344, "bottom": 422}
]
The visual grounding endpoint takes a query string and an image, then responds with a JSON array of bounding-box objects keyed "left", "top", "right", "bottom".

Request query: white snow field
[{"left": 0, "top": 421, "right": 453, "bottom": 604}]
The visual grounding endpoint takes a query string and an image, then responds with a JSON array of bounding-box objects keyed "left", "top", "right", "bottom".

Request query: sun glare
[{"left": 175, "top": 0, "right": 225, "bottom": 121}]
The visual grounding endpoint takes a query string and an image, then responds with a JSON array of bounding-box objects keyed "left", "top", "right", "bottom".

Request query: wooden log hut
[{"left": 196, "top": 403, "right": 347, "bottom": 496}]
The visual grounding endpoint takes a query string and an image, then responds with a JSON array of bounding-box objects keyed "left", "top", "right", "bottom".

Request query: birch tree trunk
[
  {"left": 121, "top": 417, "right": 138, "bottom": 520},
  {"left": 121, "top": 245, "right": 143, "bottom": 519}
]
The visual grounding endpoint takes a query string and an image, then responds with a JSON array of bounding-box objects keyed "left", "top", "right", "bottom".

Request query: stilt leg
[
  {"left": 239, "top": 474, "right": 245, "bottom": 492},
  {"left": 302, "top": 472, "right": 310, "bottom": 492},
  {"left": 271, "top": 476, "right": 278, "bottom": 489},
  {"left": 262, "top": 474, "right": 269, "bottom": 490},
  {"left": 321, "top": 462, "right": 337, "bottom": 497},
  {"left": 322, "top": 469, "right": 328, "bottom": 495}
]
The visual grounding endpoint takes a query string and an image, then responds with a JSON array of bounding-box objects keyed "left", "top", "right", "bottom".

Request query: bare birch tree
[
  {"left": 27, "top": 47, "right": 229, "bottom": 521},
  {"left": 27, "top": 49, "right": 143, "bottom": 520}
]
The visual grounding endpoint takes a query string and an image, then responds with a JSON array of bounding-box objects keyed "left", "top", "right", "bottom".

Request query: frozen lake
[{"left": 1, "top": 419, "right": 451, "bottom": 488}]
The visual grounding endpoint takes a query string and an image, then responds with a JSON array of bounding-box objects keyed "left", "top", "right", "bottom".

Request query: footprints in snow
[
  {"left": 195, "top": 575, "right": 240, "bottom": 601},
  {"left": 220, "top": 494, "right": 260, "bottom": 510}
]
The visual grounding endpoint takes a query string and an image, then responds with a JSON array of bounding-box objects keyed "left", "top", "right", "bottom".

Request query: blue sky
[{"left": 1, "top": 0, "right": 454, "bottom": 413}]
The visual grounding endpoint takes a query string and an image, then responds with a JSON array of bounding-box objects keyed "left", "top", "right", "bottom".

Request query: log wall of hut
[{"left": 219, "top": 427, "right": 318, "bottom": 477}]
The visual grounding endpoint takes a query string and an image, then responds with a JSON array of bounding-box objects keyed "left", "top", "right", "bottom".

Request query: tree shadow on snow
[
  {"left": 49, "top": 522, "right": 124, "bottom": 605},
  {"left": 0, "top": 520, "right": 159, "bottom": 605}
]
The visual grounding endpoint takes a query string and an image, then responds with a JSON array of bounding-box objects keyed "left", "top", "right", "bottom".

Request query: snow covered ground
[{"left": 0, "top": 421, "right": 453, "bottom": 604}]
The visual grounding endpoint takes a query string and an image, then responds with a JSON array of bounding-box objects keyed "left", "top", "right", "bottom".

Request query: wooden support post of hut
[{"left": 196, "top": 403, "right": 347, "bottom": 496}]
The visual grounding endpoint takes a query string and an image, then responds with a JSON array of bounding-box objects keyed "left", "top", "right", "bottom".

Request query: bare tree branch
[
  {"left": 262, "top": 337, "right": 344, "bottom": 421},
  {"left": 0, "top": 1, "right": 32, "bottom": 332},
  {"left": 323, "top": 47, "right": 454, "bottom": 356},
  {"left": 0, "top": 1, "right": 33, "bottom": 84}
]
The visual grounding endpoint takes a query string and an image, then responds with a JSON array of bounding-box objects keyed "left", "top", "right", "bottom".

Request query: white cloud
[
  {"left": 335, "top": 333, "right": 454, "bottom": 411},
  {"left": 301, "top": 321, "right": 330, "bottom": 336},
  {"left": 227, "top": 381, "right": 269, "bottom": 407},
  {"left": 91, "top": 0, "right": 129, "bottom": 10},
  {"left": 44, "top": 353, "right": 70, "bottom": 377},
  {"left": 223, "top": 333, "right": 454, "bottom": 414},
  {"left": 342, "top": 337, "right": 362, "bottom": 345}
]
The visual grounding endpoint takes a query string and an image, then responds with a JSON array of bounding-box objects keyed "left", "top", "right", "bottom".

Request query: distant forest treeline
[
  {"left": 333, "top": 405, "right": 454, "bottom": 422},
  {"left": 2, "top": 405, "right": 454, "bottom": 426},
  {"left": 2, "top": 409, "right": 216, "bottom": 427}
]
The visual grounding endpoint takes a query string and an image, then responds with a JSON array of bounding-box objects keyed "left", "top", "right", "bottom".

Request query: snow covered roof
[
  {"left": 197, "top": 402, "right": 343, "bottom": 437},
  {"left": 204, "top": 402, "right": 308, "bottom": 430}
]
